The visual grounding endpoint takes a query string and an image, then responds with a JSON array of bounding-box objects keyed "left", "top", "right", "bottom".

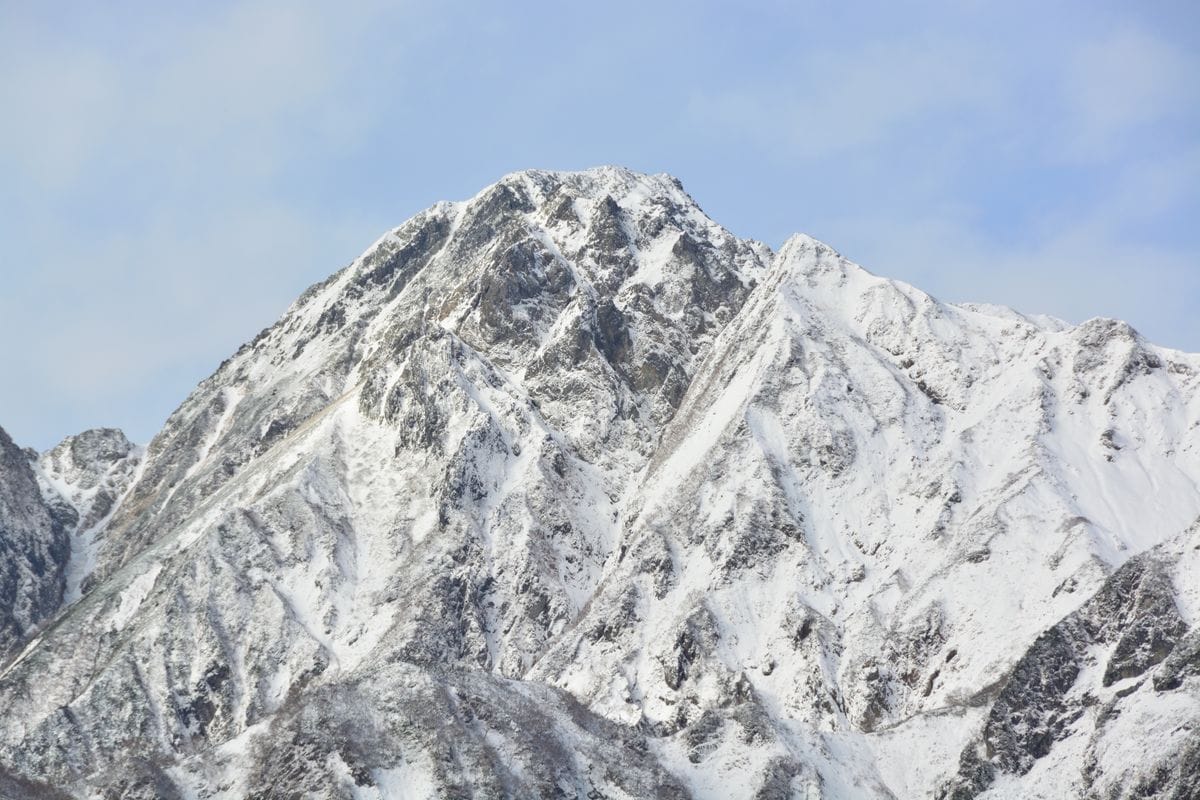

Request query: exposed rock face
[
  {"left": 33, "top": 428, "right": 143, "bottom": 600},
  {"left": 37, "top": 428, "right": 140, "bottom": 533},
  {"left": 0, "top": 167, "right": 1198, "bottom": 798},
  {"left": 940, "top": 539, "right": 1200, "bottom": 799},
  {"left": 0, "top": 426, "right": 71, "bottom": 661}
]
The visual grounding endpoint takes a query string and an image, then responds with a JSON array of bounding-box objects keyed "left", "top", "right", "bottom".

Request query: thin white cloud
[
  {"left": 0, "top": 37, "right": 120, "bottom": 187},
  {"left": 690, "top": 37, "right": 1006, "bottom": 160},
  {"left": 689, "top": 19, "right": 1198, "bottom": 171},
  {"left": 0, "top": 1, "right": 406, "bottom": 191},
  {"left": 1059, "top": 29, "right": 1199, "bottom": 162}
]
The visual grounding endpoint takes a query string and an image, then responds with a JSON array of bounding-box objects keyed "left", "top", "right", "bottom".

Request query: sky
[{"left": 2, "top": 1, "right": 1198, "bottom": 449}]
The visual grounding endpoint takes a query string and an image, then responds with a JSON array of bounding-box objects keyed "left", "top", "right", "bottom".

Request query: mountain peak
[
  {"left": 37, "top": 427, "right": 141, "bottom": 518},
  {"left": 489, "top": 164, "right": 689, "bottom": 200}
]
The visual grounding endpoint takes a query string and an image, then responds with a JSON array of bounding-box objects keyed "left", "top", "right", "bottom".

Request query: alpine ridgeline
[{"left": 2, "top": 167, "right": 1199, "bottom": 799}]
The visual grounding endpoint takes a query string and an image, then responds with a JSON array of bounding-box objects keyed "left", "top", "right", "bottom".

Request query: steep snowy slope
[
  {"left": 0, "top": 167, "right": 1197, "bottom": 799},
  {"left": 529, "top": 233, "right": 1200, "bottom": 797}
]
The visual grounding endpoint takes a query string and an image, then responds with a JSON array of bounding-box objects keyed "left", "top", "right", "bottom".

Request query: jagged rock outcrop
[
  {"left": 941, "top": 524, "right": 1200, "bottom": 799},
  {"left": 0, "top": 167, "right": 1198, "bottom": 798},
  {"left": 33, "top": 428, "right": 143, "bottom": 600},
  {"left": 0, "top": 426, "right": 71, "bottom": 661},
  {"left": 36, "top": 428, "right": 140, "bottom": 534}
]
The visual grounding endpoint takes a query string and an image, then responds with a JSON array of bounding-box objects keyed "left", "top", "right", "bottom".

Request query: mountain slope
[
  {"left": 0, "top": 167, "right": 1197, "bottom": 799},
  {"left": 528, "top": 232, "right": 1200, "bottom": 797}
]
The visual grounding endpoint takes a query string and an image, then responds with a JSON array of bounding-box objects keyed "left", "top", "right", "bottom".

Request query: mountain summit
[{"left": 2, "top": 167, "right": 1199, "bottom": 799}]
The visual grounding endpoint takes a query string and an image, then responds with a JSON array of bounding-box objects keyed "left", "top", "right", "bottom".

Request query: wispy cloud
[
  {"left": 1058, "top": 29, "right": 1199, "bottom": 162},
  {"left": 691, "top": 37, "right": 1005, "bottom": 161},
  {"left": 0, "top": 1, "right": 396, "bottom": 191}
]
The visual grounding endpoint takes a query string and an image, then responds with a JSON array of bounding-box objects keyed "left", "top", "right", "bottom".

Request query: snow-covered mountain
[{"left": 1, "top": 167, "right": 1198, "bottom": 799}]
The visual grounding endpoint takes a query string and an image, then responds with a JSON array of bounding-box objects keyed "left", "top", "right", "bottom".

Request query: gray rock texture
[{"left": 0, "top": 425, "right": 70, "bottom": 660}]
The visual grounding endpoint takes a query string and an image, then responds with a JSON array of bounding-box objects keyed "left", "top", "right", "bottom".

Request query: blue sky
[{"left": 2, "top": 1, "right": 1198, "bottom": 449}]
